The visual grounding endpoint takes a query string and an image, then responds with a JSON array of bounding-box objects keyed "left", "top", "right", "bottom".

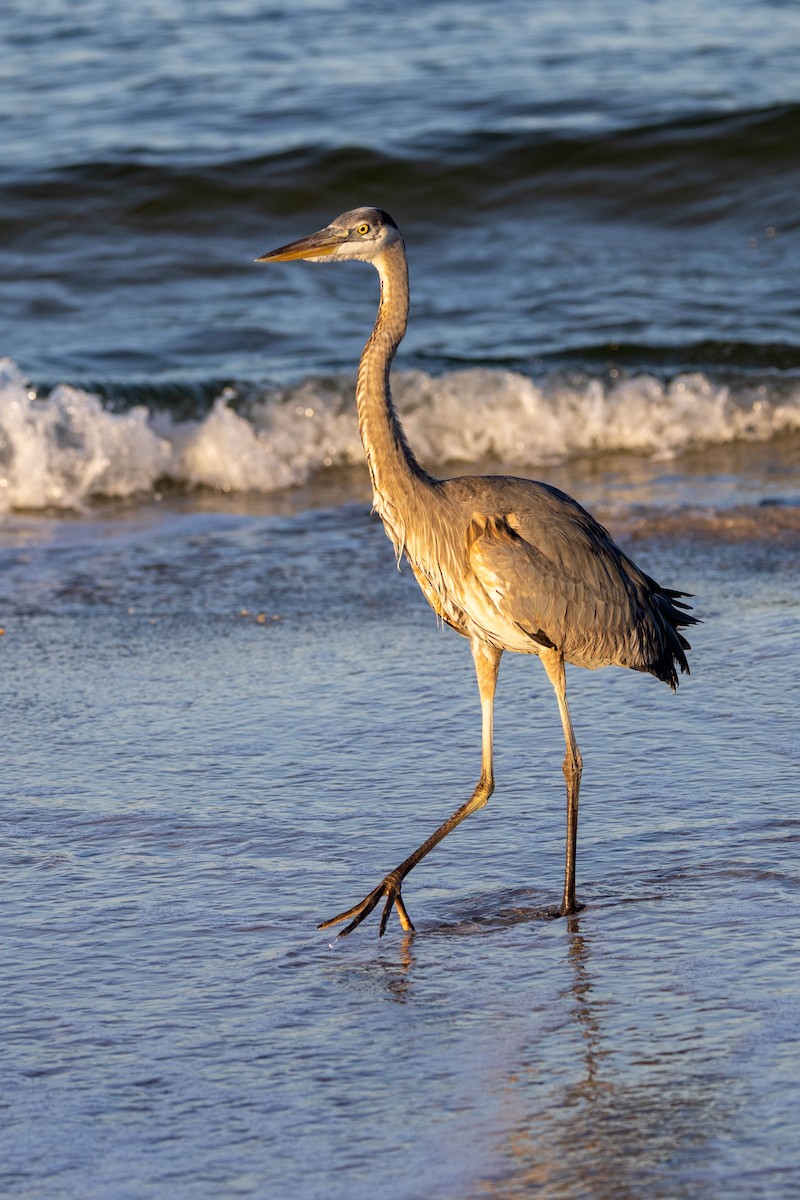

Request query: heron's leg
[
  {"left": 319, "top": 637, "right": 502, "bottom": 939},
  {"left": 540, "top": 650, "right": 583, "bottom": 916}
]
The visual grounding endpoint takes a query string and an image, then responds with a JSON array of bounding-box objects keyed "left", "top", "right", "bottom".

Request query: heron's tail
[{"left": 645, "top": 586, "right": 699, "bottom": 691}]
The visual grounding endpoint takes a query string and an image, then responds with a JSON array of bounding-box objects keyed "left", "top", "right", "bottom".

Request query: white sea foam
[
  {"left": 1, "top": 357, "right": 799, "bottom": 510},
  {"left": 0, "top": 360, "right": 173, "bottom": 512}
]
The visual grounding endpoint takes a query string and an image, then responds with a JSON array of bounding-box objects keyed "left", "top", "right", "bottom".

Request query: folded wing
[{"left": 462, "top": 483, "right": 695, "bottom": 688}]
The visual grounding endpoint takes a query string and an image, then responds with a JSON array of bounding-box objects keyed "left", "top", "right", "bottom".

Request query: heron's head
[{"left": 256, "top": 207, "right": 402, "bottom": 266}]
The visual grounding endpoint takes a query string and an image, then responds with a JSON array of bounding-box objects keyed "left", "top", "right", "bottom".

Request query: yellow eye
[{"left": 356, "top": 223, "right": 370, "bottom": 236}]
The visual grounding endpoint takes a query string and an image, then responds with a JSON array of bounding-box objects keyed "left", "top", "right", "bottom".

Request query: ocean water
[{"left": 2, "top": 1, "right": 800, "bottom": 1197}]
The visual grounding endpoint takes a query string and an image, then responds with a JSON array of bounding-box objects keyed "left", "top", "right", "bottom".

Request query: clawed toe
[{"left": 318, "top": 874, "right": 415, "bottom": 940}]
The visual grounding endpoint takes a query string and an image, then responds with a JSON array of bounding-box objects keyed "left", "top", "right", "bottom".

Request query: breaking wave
[{"left": 2, "top": 357, "right": 800, "bottom": 511}]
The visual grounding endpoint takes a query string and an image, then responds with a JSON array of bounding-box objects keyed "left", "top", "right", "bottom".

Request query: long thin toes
[
  {"left": 378, "top": 891, "right": 394, "bottom": 937},
  {"left": 335, "top": 909, "right": 377, "bottom": 940},
  {"left": 317, "top": 902, "right": 365, "bottom": 931},
  {"left": 394, "top": 893, "right": 415, "bottom": 933},
  {"left": 378, "top": 885, "right": 415, "bottom": 937},
  {"left": 317, "top": 884, "right": 384, "bottom": 934}
]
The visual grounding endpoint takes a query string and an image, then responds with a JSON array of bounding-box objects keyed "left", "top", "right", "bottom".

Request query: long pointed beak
[{"left": 256, "top": 226, "right": 344, "bottom": 264}]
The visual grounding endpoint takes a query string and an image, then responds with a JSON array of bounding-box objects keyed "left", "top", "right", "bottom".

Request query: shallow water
[
  {"left": 2, "top": 492, "right": 799, "bottom": 1199},
  {"left": 3, "top": 1, "right": 800, "bottom": 1195}
]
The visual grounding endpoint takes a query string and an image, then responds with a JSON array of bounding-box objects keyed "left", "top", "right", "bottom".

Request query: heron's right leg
[
  {"left": 540, "top": 649, "right": 584, "bottom": 917},
  {"left": 318, "top": 637, "right": 503, "bottom": 939}
]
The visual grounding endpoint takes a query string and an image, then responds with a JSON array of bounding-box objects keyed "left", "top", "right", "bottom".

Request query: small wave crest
[
  {"left": 2, "top": 357, "right": 799, "bottom": 511},
  {"left": 0, "top": 360, "right": 172, "bottom": 510}
]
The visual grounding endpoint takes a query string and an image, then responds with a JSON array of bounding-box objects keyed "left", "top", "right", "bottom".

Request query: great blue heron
[{"left": 258, "top": 207, "right": 697, "bottom": 939}]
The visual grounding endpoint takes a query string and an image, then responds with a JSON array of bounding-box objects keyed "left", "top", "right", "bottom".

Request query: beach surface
[
  {"left": 2, "top": 0, "right": 800, "bottom": 1195},
  {"left": 2, "top": 451, "right": 800, "bottom": 1198}
]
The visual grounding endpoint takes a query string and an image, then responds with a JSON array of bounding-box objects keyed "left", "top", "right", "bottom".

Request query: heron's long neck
[{"left": 357, "top": 241, "right": 432, "bottom": 525}]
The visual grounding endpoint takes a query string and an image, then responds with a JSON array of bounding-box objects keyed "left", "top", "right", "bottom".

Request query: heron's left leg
[
  {"left": 540, "top": 650, "right": 584, "bottom": 916},
  {"left": 318, "top": 637, "right": 503, "bottom": 939}
]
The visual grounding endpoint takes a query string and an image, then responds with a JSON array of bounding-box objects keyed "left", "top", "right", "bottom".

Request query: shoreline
[{"left": 1, "top": 429, "right": 799, "bottom": 524}]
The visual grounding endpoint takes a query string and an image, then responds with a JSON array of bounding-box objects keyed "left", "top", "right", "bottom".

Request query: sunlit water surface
[
  {"left": 3, "top": 0, "right": 800, "bottom": 1194},
  {"left": 2, "top": 494, "right": 798, "bottom": 1199}
]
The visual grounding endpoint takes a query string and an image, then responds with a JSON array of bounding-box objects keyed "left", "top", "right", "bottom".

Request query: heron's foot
[
  {"left": 546, "top": 898, "right": 586, "bottom": 920},
  {"left": 318, "top": 870, "right": 415, "bottom": 940}
]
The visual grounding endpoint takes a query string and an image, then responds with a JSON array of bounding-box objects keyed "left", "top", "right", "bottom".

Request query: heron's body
[
  {"left": 258, "top": 208, "right": 697, "bottom": 937},
  {"left": 375, "top": 469, "right": 688, "bottom": 677}
]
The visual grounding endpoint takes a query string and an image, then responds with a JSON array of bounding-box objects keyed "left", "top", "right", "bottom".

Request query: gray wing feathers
[{"left": 461, "top": 480, "right": 696, "bottom": 686}]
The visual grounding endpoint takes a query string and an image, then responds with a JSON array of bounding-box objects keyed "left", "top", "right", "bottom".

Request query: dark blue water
[
  {"left": 2, "top": 4, "right": 800, "bottom": 1198},
  {"left": 3, "top": 0, "right": 800, "bottom": 509},
  {"left": 3, "top": 0, "right": 800, "bottom": 387},
  {"left": 3, "top": 0, "right": 800, "bottom": 510}
]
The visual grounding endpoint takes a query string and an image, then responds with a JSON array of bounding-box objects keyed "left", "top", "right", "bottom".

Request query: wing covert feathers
[{"left": 463, "top": 491, "right": 697, "bottom": 689}]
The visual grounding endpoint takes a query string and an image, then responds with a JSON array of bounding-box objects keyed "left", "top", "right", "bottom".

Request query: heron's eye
[{"left": 356, "top": 223, "right": 371, "bottom": 236}]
